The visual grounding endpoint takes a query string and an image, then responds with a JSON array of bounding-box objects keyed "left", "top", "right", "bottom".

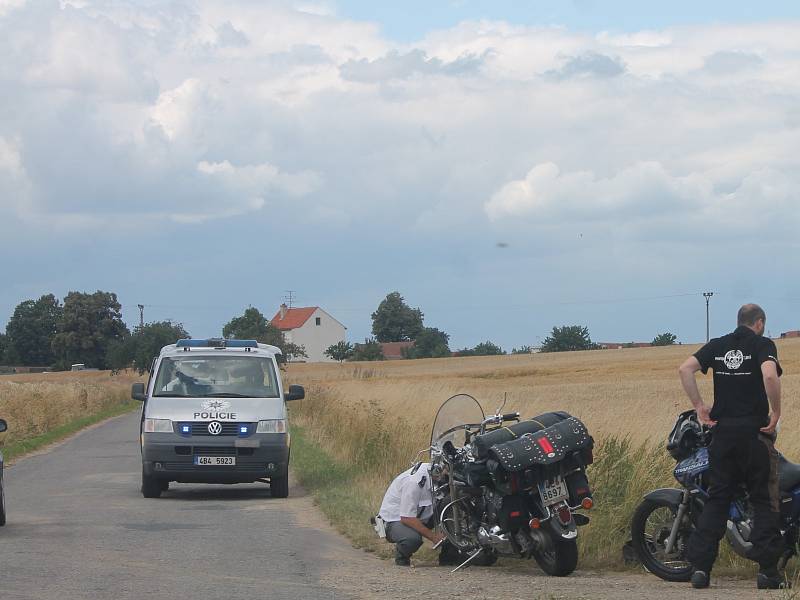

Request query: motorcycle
[
  {"left": 631, "top": 409, "right": 800, "bottom": 581},
  {"left": 427, "top": 393, "right": 594, "bottom": 575}
]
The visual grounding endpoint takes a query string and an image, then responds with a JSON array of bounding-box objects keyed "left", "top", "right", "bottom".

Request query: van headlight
[
  {"left": 256, "top": 419, "right": 287, "bottom": 433},
  {"left": 143, "top": 418, "right": 173, "bottom": 433}
]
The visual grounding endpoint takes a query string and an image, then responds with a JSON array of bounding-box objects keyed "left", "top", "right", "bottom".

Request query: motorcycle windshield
[{"left": 430, "top": 394, "right": 485, "bottom": 450}]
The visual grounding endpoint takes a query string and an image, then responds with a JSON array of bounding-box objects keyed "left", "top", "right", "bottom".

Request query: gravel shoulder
[{"left": 290, "top": 494, "right": 783, "bottom": 600}]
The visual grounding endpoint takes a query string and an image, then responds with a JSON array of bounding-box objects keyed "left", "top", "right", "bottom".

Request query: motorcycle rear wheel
[
  {"left": 533, "top": 529, "right": 578, "bottom": 576},
  {"left": 630, "top": 499, "right": 693, "bottom": 582}
]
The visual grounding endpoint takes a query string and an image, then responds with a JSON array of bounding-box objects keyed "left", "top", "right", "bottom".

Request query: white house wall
[{"left": 284, "top": 308, "right": 345, "bottom": 362}]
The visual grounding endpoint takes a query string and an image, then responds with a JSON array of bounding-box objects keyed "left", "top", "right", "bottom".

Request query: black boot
[
  {"left": 757, "top": 568, "right": 790, "bottom": 590},
  {"left": 690, "top": 570, "right": 710, "bottom": 589}
]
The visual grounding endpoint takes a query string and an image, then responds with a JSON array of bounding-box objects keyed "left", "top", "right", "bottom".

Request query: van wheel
[
  {"left": 141, "top": 469, "right": 162, "bottom": 498},
  {"left": 270, "top": 467, "right": 289, "bottom": 498}
]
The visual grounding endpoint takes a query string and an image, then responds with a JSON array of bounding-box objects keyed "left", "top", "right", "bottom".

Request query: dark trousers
[
  {"left": 687, "top": 425, "right": 783, "bottom": 573},
  {"left": 385, "top": 520, "right": 429, "bottom": 560},
  {"left": 385, "top": 518, "right": 461, "bottom": 562}
]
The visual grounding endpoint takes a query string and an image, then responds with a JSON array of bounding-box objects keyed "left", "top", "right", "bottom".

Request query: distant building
[
  {"left": 379, "top": 341, "right": 415, "bottom": 360},
  {"left": 597, "top": 342, "right": 653, "bottom": 350},
  {"left": 780, "top": 330, "right": 800, "bottom": 339},
  {"left": 270, "top": 304, "right": 346, "bottom": 362}
]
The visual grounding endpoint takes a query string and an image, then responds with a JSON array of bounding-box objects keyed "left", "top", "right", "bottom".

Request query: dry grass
[
  {"left": 285, "top": 339, "right": 800, "bottom": 569},
  {"left": 0, "top": 370, "right": 144, "bottom": 446}
]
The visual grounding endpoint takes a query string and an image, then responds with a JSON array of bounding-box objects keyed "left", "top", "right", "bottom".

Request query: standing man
[
  {"left": 378, "top": 463, "right": 462, "bottom": 566},
  {"left": 679, "top": 303, "right": 785, "bottom": 589}
]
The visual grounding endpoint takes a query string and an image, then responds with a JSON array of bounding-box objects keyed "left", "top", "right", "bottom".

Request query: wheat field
[
  {"left": 0, "top": 370, "right": 142, "bottom": 447},
  {"left": 285, "top": 338, "right": 800, "bottom": 568}
]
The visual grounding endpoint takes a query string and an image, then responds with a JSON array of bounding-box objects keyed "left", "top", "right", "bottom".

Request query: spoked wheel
[
  {"left": 631, "top": 499, "right": 693, "bottom": 582},
  {"left": 438, "top": 498, "right": 479, "bottom": 555},
  {"left": 533, "top": 529, "right": 578, "bottom": 576}
]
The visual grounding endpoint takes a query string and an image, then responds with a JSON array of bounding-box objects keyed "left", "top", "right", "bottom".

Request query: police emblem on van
[
  {"left": 208, "top": 421, "right": 223, "bottom": 435},
  {"left": 202, "top": 399, "right": 232, "bottom": 411}
]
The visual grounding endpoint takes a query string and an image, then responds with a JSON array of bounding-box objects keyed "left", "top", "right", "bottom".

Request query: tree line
[
  {"left": 0, "top": 293, "right": 304, "bottom": 372},
  {"left": 324, "top": 292, "right": 678, "bottom": 362}
]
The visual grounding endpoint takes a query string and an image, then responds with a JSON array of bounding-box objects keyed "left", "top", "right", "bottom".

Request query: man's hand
[
  {"left": 431, "top": 531, "right": 446, "bottom": 545},
  {"left": 696, "top": 403, "right": 717, "bottom": 427},
  {"left": 761, "top": 412, "right": 780, "bottom": 435}
]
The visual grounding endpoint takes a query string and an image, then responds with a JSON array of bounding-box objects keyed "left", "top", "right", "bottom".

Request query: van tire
[
  {"left": 141, "top": 469, "right": 162, "bottom": 498},
  {"left": 270, "top": 468, "right": 289, "bottom": 498}
]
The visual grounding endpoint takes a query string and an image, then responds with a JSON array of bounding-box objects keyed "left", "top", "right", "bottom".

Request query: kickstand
[{"left": 451, "top": 548, "right": 483, "bottom": 573}]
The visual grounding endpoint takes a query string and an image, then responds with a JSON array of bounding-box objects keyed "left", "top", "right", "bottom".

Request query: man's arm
[
  {"left": 760, "top": 360, "right": 781, "bottom": 434},
  {"left": 678, "top": 356, "right": 717, "bottom": 426},
  {"left": 399, "top": 516, "right": 444, "bottom": 544}
]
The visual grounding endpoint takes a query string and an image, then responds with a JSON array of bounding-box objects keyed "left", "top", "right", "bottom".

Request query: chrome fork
[{"left": 665, "top": 489, "right": 690, "bottom": 555}]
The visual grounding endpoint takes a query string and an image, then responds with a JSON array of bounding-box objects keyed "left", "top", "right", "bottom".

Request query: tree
[
  {"left": 371, "top": 292, "right": 424, "bottom": 342},
  {"left": 512, "top": 345, "right": 533, "bottom": 354},
  {"left": 325, "top": 341, "right": 354, "bottom": 363},
  {"left": 350, "top": 338, "right": 384, "bottom": 361},
  {"left": 0, "top": 333, "right": 8, "bottom": 365},
  {"left": 5, "top": 294, "right": 62, "bottom": 366},
  {"left": 404, "top": 327, "right": 451, "bottom": 359},
  {"left": 458, "top": 341, "right": 505, "bottom": 356},
  {"left": 108, "top": 320, "right": 190, "bottom": 374},
  {"left": 652, "top": 332, "right": 678, "bottom": 346},
  {"left": 540, "top": 325, "right": 596, "bottom": 353},
  {"left": 51, "top": 291, "right": 129, "bottom": 370},
  {"left": 222, "top": 307, "right": 306, "bottom": 362}
]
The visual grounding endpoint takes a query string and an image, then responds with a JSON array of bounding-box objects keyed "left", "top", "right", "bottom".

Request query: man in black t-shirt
[{"left": 678, "top": 303, "right": 785, "bottom": 589}]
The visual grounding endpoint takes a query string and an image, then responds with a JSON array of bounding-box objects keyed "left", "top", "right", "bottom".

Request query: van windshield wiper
[
  {"left": 153, "top": 393, "right": 193, "bottom": 398},
  {"left": 201, "top": 392, "right": 252, "bottom": 398}
]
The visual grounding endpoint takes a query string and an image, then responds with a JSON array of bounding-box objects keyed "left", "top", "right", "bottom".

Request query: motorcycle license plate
[
  {"left": 539, "top": 477, "right": 568, "bottom": 506},
  {"left": 194, "top": 456, "right": 236, "bottom": 466}
]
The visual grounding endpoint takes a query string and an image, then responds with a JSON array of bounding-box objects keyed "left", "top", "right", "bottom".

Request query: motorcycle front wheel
[
  {"left": 533, "top": 529, "right": 578, "bottom": 576},
  {"left": 630, "top": 499, "right": 693, "bottom": 582}
]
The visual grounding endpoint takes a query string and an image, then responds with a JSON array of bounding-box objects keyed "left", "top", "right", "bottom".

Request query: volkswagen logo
[{"left": 208, "top": 421, "right": 223, "bottom": 435}]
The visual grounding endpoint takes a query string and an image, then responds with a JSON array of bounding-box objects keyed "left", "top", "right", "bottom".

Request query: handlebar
[{"left": 502, "top": 412, "right": 520, "bottom": 422}]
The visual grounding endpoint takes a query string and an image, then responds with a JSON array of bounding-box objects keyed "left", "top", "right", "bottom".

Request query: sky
[{"left": 2, "top": 0, "right": 800, "bottom": 350}]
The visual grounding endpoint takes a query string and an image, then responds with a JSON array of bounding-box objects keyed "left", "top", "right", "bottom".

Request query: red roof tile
[
  {"left": 270, "top": 307, "right": 318, "bottom": 331},
  {"left": 380, "top": 341, "right": 415, "bottom": 359}
]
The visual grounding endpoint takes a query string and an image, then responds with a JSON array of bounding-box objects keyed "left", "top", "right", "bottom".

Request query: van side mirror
[
  {"left": 284, "top": 385, "right": 305, "bottom": 402},
  {"left": 131, "top": 383, "right": 147, "bottom": 402},
  {"left": 0, "top": 418, "right": 7, "bottom": 433}
]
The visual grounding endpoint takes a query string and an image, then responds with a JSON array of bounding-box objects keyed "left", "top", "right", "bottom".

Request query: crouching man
[{"left": 378, "top": 462, "right": 463, "bottom": 566}]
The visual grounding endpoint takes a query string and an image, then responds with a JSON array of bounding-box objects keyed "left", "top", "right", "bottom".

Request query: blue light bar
[
  {"left": 225, "top": 340, "right": 258, "bottom": 348},
  {"left": 175, "top": 339, "right": 258, "bottom": 348}
]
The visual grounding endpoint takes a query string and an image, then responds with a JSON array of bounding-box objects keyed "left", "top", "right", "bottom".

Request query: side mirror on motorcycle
[{"left": 494, "top": 392, "right": 508, "bottom": 417}]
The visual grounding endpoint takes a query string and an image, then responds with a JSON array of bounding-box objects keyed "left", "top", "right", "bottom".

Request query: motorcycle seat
[{"left": 778, "top": 454, "right": 800, "bottom": 492}]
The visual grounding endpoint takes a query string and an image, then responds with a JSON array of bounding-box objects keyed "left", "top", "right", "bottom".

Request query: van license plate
[
  {"left": 539, "top": 477, "right": 568, "bottom": 506},
  {"left": 194, "top": 456, "right": 236, "bottom": 466}
]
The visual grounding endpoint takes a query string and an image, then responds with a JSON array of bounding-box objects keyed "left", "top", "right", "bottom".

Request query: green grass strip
[
  {"left": 3, "top": 400, "right": 140, "bottom": 462},
  {"left": 290, "top": 424, "right": 385, "bottom": 553}
]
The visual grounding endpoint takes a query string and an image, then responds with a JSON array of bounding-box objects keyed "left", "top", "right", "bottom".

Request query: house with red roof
[{"left": 270, "top": 304, "right": 346, "bottom": 362}]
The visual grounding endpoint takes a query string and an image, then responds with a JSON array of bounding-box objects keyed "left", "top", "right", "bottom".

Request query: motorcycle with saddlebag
[{"left": 428, "top": 394, "right": 594, "bottom": 575}]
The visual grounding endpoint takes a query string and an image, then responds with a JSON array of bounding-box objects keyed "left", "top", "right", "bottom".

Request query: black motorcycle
[
  {"left": 428, "top": 394, "right": 594, "bottom": 575},
  {"left": 631, "top": 409, "right": 800, "bottom": 581}
]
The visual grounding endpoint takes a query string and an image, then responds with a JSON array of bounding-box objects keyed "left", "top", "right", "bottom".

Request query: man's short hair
[{"left": 738, "top": 303, "right": 766, "bottom": 327}]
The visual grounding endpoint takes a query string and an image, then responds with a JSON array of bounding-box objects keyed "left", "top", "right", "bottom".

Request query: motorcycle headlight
[
  {"left": 256, "top": 419, "right": 287, "bottom": 434},
  {"left": 143, "top": 418, "right": 173, "bottom": 433}
]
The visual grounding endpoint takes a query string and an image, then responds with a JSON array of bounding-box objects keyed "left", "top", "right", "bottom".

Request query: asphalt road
[{"left": 0, "top": 411, "right": 349, "bottom": 600}]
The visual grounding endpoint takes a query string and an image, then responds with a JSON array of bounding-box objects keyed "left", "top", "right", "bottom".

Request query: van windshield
[{"left": 152, "top": 356, "right": 280, "bottom": 398}]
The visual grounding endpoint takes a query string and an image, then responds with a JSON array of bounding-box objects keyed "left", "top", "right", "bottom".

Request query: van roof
[{"left": 158, "top": 339, "right": 282, "bottom": 358}]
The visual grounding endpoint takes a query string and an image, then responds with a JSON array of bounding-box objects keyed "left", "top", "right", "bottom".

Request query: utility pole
[
  {"left": 703, "top": 292, "right": 714, "bottom": 342},
  {"left": 137, "top": 304, "right": 144, "bottom": 329}
]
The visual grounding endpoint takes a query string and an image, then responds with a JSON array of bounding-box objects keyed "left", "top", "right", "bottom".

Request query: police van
[{"left": 131, "top": 339, "right": 304, "bottom": 498}]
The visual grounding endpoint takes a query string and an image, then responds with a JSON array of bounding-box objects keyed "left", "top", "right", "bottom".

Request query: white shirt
[{"left": 379, "top": 463, "right": 434, "bottom": 523}]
